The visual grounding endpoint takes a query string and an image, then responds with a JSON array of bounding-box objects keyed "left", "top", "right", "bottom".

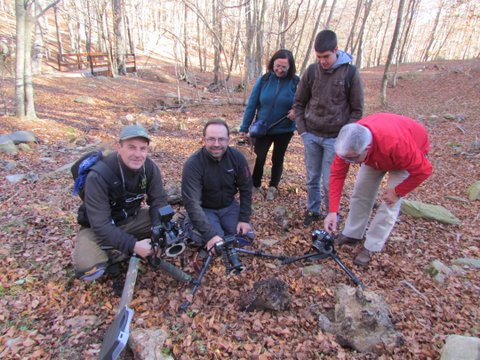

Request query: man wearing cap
[{"left": 73, "top": 124, "right": 169, "bottom": 281}]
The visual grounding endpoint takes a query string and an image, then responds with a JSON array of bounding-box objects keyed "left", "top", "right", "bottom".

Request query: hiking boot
[
  {"left": 303, "top": 211, "right": 321, "bottom": 227},
  {"left": 353, "top": 248, "right": 372, "bottom": 266},
  {"left": 266, "top": 186, "right": 277, "bottom": 201},
  {"left": 335, "top": 234, "right": 362, "bottom": 247}
]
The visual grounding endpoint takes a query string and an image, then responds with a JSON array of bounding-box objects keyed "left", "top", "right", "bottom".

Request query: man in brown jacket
[{"left": 294, "top": 29, "right": 364, "bottom": 227}]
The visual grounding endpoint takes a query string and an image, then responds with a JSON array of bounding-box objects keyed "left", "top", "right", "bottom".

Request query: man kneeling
[{"left": 181, "top": 119, "right": 253, "bottom": 252}]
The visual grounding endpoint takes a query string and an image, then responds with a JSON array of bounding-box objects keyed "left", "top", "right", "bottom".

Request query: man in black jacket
[
  {"left": 73, "top": 124, "right": 169, "bottom": 281},
  {"left": 182, "top": 119, "right": 253, "bottom": 252}
]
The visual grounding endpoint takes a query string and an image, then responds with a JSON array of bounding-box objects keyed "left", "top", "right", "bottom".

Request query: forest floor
[{"left": 0, "top": 58, "right": 479, "bottom": 359}]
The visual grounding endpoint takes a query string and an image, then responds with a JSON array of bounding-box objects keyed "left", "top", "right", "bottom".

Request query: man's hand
[
  {"left": 133, "top": 239, "right": 153, "bottom": 258},
  {"left": 382, "top": 188, "right": 400, "bottom": 206},
  {"left": 324, "top": 212, "right": 338, "bottom": 233},
  {"left": 206, "top": 235, "right": 223, "bottom": 254},
  {"left": 237, "top": 222, "right": 251, "bottom": 236}
]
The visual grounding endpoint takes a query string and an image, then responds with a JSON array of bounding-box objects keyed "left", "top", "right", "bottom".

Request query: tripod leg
[
  {"left": 179, "top": 253, "right": 214, "bottom": 312},
  {"left": 281, "top": 252, "right": 329, "bottom": 265},
  {"left": 329, "top": 253, "right": 365, "bottom": 289},
  {"left": 235, "top": 248, "right": 289, "bottom": 261}
]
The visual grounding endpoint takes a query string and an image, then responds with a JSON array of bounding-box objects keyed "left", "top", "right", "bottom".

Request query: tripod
[
  {"left": 179, "top": 236, "right": 288, "bottom": 312},
  {"left": 282, "top": 230, "right": 365, "bottom": 289}
]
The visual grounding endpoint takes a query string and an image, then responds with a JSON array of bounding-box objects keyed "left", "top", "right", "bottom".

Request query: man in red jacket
[{"left": 324, "top": 113, "right": 433, "bottom": 266}]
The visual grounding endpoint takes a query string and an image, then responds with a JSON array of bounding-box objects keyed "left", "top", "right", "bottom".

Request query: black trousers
[{"left": 252, "top": 132, "right": 294, "bottom": 188}]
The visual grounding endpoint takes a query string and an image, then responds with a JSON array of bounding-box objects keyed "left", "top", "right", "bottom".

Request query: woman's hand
[{"left": 287, "top": 108, "right": 296, "bottom": 120}]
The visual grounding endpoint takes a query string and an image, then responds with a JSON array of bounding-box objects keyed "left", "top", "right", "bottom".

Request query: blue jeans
[
  {"left": 203, "top": 201, "right": 240, "bottom": 239},
  {"left": 302, "top": 133, "right": 336, "bottom": 214}
]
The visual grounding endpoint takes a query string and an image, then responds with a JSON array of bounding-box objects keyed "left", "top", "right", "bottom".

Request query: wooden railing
[{"left": 57, "top": 52, "right": 136, "bottom": 76}]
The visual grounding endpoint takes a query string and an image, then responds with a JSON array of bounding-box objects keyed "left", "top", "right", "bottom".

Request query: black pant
[{"left": 252, "top": 132, "right": 294, "bottom": 188}]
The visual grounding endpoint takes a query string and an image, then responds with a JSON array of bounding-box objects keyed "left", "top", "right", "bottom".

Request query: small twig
[
  {"left": 453, "top": 124, "right": 465, "bottom": 134},
  {"left": 444, "top": 179, "right": 460, "bottom": 187},
  {"left": 399, "top": 280, "right": 431, "bottom": 306}
]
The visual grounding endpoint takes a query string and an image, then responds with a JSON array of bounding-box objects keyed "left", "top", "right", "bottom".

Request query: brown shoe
[
  {"left": 335, "top": 234, "right": 362, "bottom": 247},
  {"left": 353, "top": 248, "right": 372, "bottom": 266}
]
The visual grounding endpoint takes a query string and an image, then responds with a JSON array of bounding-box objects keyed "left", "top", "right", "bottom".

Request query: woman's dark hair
[{"left": 267, "top": 49, "right": 296, "bottom": 79}]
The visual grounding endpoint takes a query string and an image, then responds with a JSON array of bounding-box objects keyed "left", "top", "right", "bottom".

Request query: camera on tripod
[
  {"left": 311, "top": 230, "right": 334, "bottom": 254},
  {"left": 214, "top": 235, "right": 246, "bottom": 275},
  {"left": 150, "top": 205, "right": 187, "bottom": 265}
]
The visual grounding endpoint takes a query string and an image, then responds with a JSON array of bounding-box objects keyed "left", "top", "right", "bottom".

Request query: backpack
[{"left": 71, "top": 151, "right": 125, "bottom": 226}]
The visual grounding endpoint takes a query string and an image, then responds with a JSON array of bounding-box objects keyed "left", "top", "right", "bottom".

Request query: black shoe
[{"left": 304, "top": 211, "right": 321, "bottom": 227}]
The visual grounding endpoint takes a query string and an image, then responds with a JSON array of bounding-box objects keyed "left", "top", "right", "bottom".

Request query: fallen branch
[{"left": 399, "top": 280, "right": 431, "bottom": 306}]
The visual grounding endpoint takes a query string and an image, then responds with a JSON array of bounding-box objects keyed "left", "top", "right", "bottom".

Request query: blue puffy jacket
[{"left": 240, "top": 72, "right": 299, "bottom": 135}]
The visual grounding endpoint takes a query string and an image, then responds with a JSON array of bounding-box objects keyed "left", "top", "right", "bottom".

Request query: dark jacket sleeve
[
  {"left": 348, "top": 68, "right": 364, "bottom": 122},
  {"left": 293, "top": 64, "right": 314, "bottom": 135},
  {"left": 234, "top": 150, "right": 253, "bottom": 223},
  {"left": 84, "top": 172, "right": 137, "bottom": 254},
  {"left": 145, "top": 158, "right": 169, "bottom": 227},
  {"left": 181, "top": 154, "right": 218, "bottom": 241}
]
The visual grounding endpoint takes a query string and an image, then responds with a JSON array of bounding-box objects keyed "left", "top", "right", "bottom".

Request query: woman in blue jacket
[{"left": 240, "top": 49, "right": 299, "bottom": 201}]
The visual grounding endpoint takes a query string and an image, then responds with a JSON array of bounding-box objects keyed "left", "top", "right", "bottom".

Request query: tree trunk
[
  {"left": 380, "top": 0, "right": 406, "bottom": 106},
  {"left": 377, "top": 1, "right": 395, "bottom": 66},
  {"left": 324, "top": 0, "right": 337, "bottom": 29},
  {"left": 54, "top": 4, "right": 63, "bottom": 69},
  {"left": 422, "top": 0, "right": 443, "bottom": 62},
  {"left": 32, "top": 0, "right": 45, "bottom": 75},
  {"left": 299, "top": 0, "right": 327, "bottom": 74},
  {"left": 113, "top": 0, "right": 126, "bottom": 75},
  {"left": 345, "top": 0, "right": 363, "bottom": 54},
  {"left": 355, "top": 0, "right": 373, "bottom": 68},
  {"left": 254, "top": 0, "right": 266, "bottom": 76},
  {"left": 15, "top": 0, "right": 37, "bottom": 119},
  {"left": 212, "top": 0, "right": 221, "bottom": 84}
]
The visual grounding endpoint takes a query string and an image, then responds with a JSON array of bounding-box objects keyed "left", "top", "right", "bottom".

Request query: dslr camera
[
  {"left": 311, "top": 230, "right": 334, "bottom": 255},
  {"left": 214, "top": 235, "right": 246, "bottom": 275}
]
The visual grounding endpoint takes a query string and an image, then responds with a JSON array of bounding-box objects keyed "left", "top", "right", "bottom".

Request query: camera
[
  {"left": 151, "top": 205, "right": 187, "bottom": 259},
  {"left": 215, "top": 235, "right": 246, "bottom": 275},
  {"left": 311, "top": 230, "right": 334, "bottom": 254}
]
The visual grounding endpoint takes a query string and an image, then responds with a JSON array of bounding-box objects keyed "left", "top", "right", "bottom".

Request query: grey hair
[{"left": 335, "top": 123, "right": 372, "bottom": 157}]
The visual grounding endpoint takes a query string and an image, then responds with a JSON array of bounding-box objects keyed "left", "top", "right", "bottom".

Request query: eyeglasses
[
  {"left": 273, "top": 64, "right": 289, "bottom": 71},
  {"left": 205, "top": 137, "right": 229, "bottom": 144},
  {"left": 340, "top": 153, "right": 364, "bottom": 164}
]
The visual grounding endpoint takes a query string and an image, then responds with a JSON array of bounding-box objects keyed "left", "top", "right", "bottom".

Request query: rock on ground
[{"left": 440, "top": 334, "right": 480, "bottom": 360}]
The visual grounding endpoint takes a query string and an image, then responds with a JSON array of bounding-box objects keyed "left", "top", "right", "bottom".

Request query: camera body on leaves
[
  {"left": 215, "top": 235, "right": 246, "bottom": 275},
  {"left": 151, "top": 205, "right": 187, "bottom": 259},
  {"left": 311, "top": 230, "right": 334, "bottom": 254}
]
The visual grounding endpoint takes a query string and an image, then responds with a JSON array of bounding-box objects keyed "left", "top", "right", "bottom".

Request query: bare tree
[
  {"left": 422, "top": 0, "right": 444, "bottom": 62},
  {"left": 15, "top": 0, "right": 60, "bottom": 119},
  {"left": 354, "top": 0, "right": 373, "bottom": 68},
  {"left": 113, "top": 0, "right": 127, "bottom": 75},
  {"left": 380, "top": 0, "right": 406, "bottom": 106},
  {"left": 345, "top": 0, "right": 363, "bottom": 54},
  {"left": 299, "top": 0, "right": 327, "bottom": 73}
]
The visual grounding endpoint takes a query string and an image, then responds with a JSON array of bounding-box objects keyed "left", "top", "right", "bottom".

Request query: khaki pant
[
  {"left": 73, "top": 208, "right": 152, "bottom": 275},
  {"left": 342, "top": 165, "right": 409, "bottom": 252}
]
